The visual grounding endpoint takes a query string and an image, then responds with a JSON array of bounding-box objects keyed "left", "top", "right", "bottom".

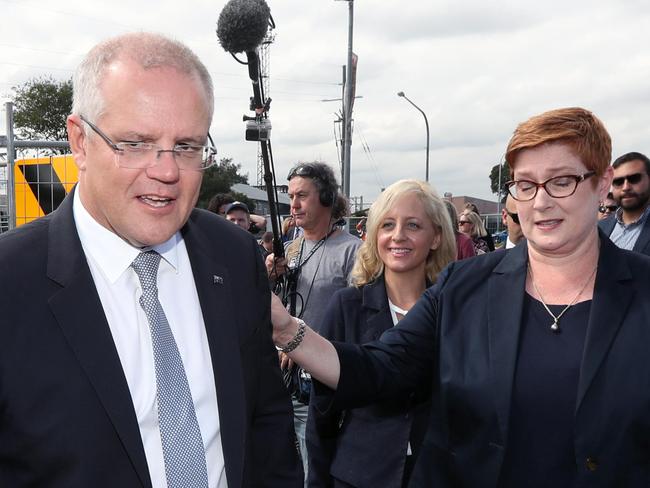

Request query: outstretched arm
[{"left": 271, "top": 293, "right": 340, "bottom": 389}]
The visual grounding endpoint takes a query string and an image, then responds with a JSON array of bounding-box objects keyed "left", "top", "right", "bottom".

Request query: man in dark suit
[
  {"left": 0, "top": 32, "right": 301, "bottom": 487},
  {"left": 599, "top": 151, "right": 650, "bottom": 255}
]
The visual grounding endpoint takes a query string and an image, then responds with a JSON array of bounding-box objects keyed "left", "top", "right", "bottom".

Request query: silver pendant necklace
[{"left": 528, "top": 264, "right": 597, "bottom": 333}]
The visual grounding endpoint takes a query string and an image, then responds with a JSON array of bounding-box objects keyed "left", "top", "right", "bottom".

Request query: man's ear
[{"left": 67, "top": 115, "right": 88, "bottom": 171}]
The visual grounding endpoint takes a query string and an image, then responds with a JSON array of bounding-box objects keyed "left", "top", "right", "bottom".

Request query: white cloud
[{"left": 2, "top": 0, "right": 650, "bottom": 205}]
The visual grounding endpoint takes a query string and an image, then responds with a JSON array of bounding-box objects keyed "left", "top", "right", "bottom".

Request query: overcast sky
[{"left": 2, "top": 0, "right": 650, "bottom": 206}]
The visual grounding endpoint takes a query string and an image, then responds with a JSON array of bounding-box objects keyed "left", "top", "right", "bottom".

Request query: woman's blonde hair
[
  {"left": 464, "top": 211, "right": 487, "bottom": 238},
  {"left": 351, "top": 179, "right": 457, "bottom": 287}
]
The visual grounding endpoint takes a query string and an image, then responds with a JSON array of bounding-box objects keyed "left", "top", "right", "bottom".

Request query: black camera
[{"left": 245, "top": 119, "right": 272, "bottom": 142}]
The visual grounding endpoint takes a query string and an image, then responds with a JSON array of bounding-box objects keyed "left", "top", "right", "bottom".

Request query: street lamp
[{"left": 397, "top": 91, "right": 430, "bottom": 182}]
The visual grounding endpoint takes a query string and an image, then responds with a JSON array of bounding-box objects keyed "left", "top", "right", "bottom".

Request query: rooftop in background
[
  {"left": 230, "top": 183, "right": 290, "bottom": 216},
  {"left": 447, "top": 195, "right": 500, "bottom": 216}
]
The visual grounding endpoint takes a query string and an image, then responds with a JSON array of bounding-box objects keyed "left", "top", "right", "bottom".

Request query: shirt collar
[
  {"left": 73, "top": 187, "right": 180, "bottom": 284},
  {"left": 614, "top": 203, "right": 650, "bottom": 227}
]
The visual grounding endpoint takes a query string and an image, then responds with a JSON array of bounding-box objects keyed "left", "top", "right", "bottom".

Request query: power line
[
  {"left": 0, "top": 43, "right": 85, "bottom": 58},
  {"left": 0, "top": 61, "right": 74, "bottom": 73},
  {"left": 272, "top": 77, "right": 340, "bottom": 86},
  {"left": 0, "top": 0, "right": 137, "bottom": 29},
  {"left": 356, "top": 127, "right": 385, "bottom": 190}
]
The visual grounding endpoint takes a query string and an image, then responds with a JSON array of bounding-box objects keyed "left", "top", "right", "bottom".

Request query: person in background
[
  {"left": 307, "top": 179, "right": 456, "bottom": 488},
  {"left": 208, "top": 192, "right": 266, "bottom": 233},
  {"left": 259, "top": 231, "right": 274, "bottom": 259},
  {"left": 270, "top": 107, "right": 650, "bottom": 487},
  {"left": 355, "top": 216, "right": 367, "bottom": 241},
  {"left": 207, "top": 192, "right": 235, "bottom": 216},
  {"left": 599, "top": 151, "right": 650, "bottom": 255},
  {"left": 462, "top": 204, "right": 495, "bottom": 250},
  {"left": 224, "top": 201, "right": 251, "bottom": 231},
  {"left": 501, "top": 195, "right": 524, "bottom": 248},
  {"left": 597, "top": 192, "right": 617, "bottom": 221},
  {"left": 464, "top": 202, "right": 480, "bottom": 215},
  {"left": 282, "top": 215, "right": 300, "bottom": 242},
  {"left": 266, "top": 161, "right": 361, "bottom": 481},
  {"left": 0, "top": 32, "right": 301, "bottom": 487},
  {"left": 444, "top": 200, "right": 476, "bottom": 260},
  {"left": 459, "top": 211, "right": 494, "bottom": 254}
]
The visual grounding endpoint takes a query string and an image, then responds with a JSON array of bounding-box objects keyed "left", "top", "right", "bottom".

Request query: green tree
[
  {"left": 12, "top": 76, "right": 72, "bottom": 147},
  {"left": 197, "top": 157, "right": 255, "bottom": 211},
  {"left": 489, "top": 162, "right": 510, "bottom": 203}
]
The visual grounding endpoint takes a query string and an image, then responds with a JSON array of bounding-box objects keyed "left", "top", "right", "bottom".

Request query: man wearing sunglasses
[
  {"left": 500, "top": 195, "right": 524, "bottom": 248},
  {"left": 599, "top": 151, "right": 650, "bottom": 256}
]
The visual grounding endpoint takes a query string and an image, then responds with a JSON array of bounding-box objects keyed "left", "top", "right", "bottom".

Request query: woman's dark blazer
[
  {"left": 307, "top": 275, "right": 430, "bottom": 488},
  {"left": 313, "top": 234, "right": 650, "bottom": 487}
]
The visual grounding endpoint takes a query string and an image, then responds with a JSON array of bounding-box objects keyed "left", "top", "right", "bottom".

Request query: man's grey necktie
[{"left": 131, "top": 251, "right": 209, "bottom": 488}]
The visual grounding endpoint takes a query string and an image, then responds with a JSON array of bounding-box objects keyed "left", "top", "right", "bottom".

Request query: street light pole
[{"left": 397, "top": 91, "right": 430, "bottom": 182}]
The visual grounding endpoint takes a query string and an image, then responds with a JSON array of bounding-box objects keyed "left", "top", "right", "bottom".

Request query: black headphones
[{"left": 287, "top": 163, "right": 337, "bottom": 207}]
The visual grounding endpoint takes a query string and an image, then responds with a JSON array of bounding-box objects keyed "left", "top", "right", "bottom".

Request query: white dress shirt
[{"left": 73, "top": 189, "right": 227, "bottom": 488}]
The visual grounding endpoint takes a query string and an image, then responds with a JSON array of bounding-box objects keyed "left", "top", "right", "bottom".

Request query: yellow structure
[{"left": 14, "top": 154, "right": 78, "bottom": 226}]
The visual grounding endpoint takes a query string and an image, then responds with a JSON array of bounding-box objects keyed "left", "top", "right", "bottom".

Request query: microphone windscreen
[{"left": 217, "top": 0, "right": 270, "bottom": 53}]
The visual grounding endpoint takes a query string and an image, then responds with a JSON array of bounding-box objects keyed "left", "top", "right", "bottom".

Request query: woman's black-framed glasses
[
  {"left": 80, "top": 115, "right": 217, "bottom": 170},
  {"left": 505, "top": 171, "right": 596, "bottom": 202}
]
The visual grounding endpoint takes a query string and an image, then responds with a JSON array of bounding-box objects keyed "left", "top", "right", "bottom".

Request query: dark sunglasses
[
  {"left": 458, "top": 220, "right": 471, "bottom": 225},
  {"left": 288, "top": 165, "right": 318, "bottom": 180},
  {"left": 505, "top": 209, "right": 520, "bottom": 225},
  {"left": 612, "top": 172, "right": 645, "bottom": 188},
  {"left": 598, "top": 204, "right": 617, "bottom": 214}
]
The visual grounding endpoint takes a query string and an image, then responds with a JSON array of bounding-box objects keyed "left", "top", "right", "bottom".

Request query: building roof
[
  {"left": 231, "top": 183, "right": 290, "bottom": 205},
  {"left": 449, "top": 195, "right": 500, "bottom": 215}
]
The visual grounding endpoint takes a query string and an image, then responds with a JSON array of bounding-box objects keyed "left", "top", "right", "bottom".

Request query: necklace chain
[{"left": 528, "top": 264, "right": 597, "bottom": 333}]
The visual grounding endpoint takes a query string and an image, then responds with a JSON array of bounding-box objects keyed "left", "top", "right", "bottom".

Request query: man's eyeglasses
[
  {"left": 505, "top": 209, "right": 520, "bottom": 225},
  {"left": 505, "top": 171, "right": 595, "bottom": 202},
  {"left": 80, "top": 115, "right": 217, "bottom": 171},
  {"left": 612, "top": 172, "right": 645, "bottom": 188}
]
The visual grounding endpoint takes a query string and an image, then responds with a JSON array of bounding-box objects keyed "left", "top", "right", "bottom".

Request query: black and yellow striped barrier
[{"left": 14, "top": 155, "right": 78, "bottom": 226}]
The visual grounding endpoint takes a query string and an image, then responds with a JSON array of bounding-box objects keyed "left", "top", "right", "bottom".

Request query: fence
[{"left": 1, "top": 102, "right": 71, "bottom": 233}]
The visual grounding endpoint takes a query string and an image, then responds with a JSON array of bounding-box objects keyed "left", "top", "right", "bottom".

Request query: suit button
[{"left": 585, "top": 457, "right": 599, "bottom": 471}]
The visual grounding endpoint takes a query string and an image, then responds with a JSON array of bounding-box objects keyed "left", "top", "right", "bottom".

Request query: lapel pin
[{"left": 213, "top": 275, "right": 224, "bottom": 285}]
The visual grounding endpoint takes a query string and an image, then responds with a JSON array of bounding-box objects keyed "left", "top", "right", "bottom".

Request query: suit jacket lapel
[
  {"left": 47, "top": 191, "right": 152, "bottom": 488},
  {"left": 632, "top": 218, "right": 650, "bottom": 253},
  {"left": 576, "top": 236, "right": 633, "bottom": 412},
  {"left": 362, "top": 276, "right": 392, "bottom": 341},
  {"left": 182, "top": 215, "right": 245, "bottom": 488},
  {"left": 487, "top": 244, "right": 528, "bottom": 445}
]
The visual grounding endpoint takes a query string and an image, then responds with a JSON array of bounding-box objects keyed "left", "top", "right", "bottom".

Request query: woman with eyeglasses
[
  {"left": 458, "top": 211, "right": 494, "bottom": 254},
  {"left": 270, "top": 107, "right": 650, "bottom": 487}
]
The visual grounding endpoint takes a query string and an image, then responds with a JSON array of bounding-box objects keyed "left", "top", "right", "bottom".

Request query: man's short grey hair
[{"left": 72, "top": 32, "right": 214, "bottom": 123}]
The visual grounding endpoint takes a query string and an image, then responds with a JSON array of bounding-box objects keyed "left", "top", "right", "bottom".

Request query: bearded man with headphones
[{"left": 266, "top": 161, "right": 361, "bottom": 481}]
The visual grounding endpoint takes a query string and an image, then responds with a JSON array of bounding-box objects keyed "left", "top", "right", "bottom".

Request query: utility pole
[{"left": 336, "top": 0, "right": 354, "bottom": 198}]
